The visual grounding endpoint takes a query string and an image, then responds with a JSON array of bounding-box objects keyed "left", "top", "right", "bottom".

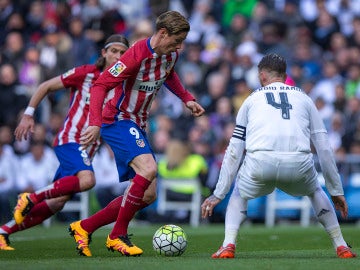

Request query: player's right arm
[
  {"left": 14, "top": 76, "right": 65, "bottom": 141},
  {"left": 201, "top": 101, "right": 248, "bottom": 218}
]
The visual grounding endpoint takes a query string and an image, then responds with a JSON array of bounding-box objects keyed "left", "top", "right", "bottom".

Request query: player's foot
[
  {"left": 13, "top": 193, "right": 34, "bottom": 224},
  {"left": 69, "top": 221, "right": 92, "bottom": 257},
  {"left": 211, "top": 243, "right": 235, "bottom": 258},
  {"left": 336, "top": 245, "right": 356, "bottom": 258},
  {"left": 0, "top": 234, "right": 15, "bottom": 251},
  {"left": 106, "top": 234, "right": 143, "bottom": 256}
]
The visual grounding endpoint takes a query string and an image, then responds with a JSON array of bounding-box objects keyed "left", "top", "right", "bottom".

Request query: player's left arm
[{"left": 309, "top": 101, "right": 344, "bottom": 196}]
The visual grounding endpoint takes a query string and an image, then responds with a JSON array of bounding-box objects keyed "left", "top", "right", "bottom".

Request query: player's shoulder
[
  {"left": 68, "top": 64, "right": 99, "bottom": 75},
  {"left": 130, "top": 39, "right": 150, "bottom": 55}
]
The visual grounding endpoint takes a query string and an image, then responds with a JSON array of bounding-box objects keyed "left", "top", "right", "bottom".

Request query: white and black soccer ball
[{"left": 152, "top": 224, "right": 187, "bottom": 256}]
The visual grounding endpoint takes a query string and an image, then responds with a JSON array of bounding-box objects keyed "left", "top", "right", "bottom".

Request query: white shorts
[{"left": 236, "top": 151, "right": 318, "bottom": 200}]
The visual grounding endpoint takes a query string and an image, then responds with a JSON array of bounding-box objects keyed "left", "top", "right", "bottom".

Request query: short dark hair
[{"left": 257, "top": 53, "right": 287, "bottom": 75}]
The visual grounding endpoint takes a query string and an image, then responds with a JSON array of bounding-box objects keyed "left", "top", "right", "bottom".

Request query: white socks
[
  {"left": 223, "top": 187, "right": 248, "bottom": 247},
  {"left": 308, "top": 186, "right": 347, "bottom": 248}
]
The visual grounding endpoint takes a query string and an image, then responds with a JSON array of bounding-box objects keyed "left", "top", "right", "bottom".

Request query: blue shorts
[
  {"left": 101, "top": 120, "right": 155, "bottom": 182},
  {"left": 53, "top": 143, "right": 94, "bottom": 181}
]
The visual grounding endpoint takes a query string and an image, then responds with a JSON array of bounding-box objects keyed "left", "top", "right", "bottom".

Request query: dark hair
[
  {"left": 257, "top": 53, "right": 287, "bottom": 75},
  {"left": 95, "top": 34, "right": 129, "bottom": 69},
  {"left": 156, "top": 11, "right": 190, "bottom": 35}
]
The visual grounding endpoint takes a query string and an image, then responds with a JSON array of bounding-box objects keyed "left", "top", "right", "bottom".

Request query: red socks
[
  {"left": 81, "top": 196, "right": 123, "bottom": 233},
  {"left": 29, "top": 176, "right": 81, "bottom": 204},
  {"left": 110, "top": 175, "right": 151, "bottom": 238},
  {"left": 1, "top": 201, "right": 54, "bottom": 234}
]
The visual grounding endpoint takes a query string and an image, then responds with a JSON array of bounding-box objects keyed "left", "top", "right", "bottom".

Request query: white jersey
[
  {"left": 239, "top": 82, "right": 326, "bottom": 153},
  {"left": 213, "top": 82, "right": 343, "bottom": 200}
]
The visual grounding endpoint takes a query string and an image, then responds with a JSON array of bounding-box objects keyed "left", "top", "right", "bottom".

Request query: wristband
[{"left": 24, "top": 106, "right": 35, "bottom": 116}]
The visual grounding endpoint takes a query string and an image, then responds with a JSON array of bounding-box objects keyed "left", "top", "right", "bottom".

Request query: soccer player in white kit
[{"left": 201, "top": 53, "right": 356, "bottom": 259}]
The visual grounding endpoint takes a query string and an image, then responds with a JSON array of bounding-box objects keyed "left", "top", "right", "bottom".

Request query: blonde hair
[
  {"left": 156, "top": 11, "right": 190, "bottom": 35},
  {"left": 165, "top": 139, "right": 190, "bottom": 169}
]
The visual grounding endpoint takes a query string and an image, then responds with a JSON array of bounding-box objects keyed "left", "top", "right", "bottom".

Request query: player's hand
[
  {"left": 14, "top": 115, "right": 35, "bottom": 141},
  {"left": 201, "top": 194, "right": 221, "bottom": 219},
  {"left": 186, "top": 101, "right": 205, "bottom": 117},
  {"left": 331, "top": 195, "right": 348, "bottom": 219},
  {"left": 81, "top": 126, "right": 100, "bottom": 148}
]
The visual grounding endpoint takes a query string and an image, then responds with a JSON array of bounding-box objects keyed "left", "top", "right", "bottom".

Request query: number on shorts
[
  {"left": 129, "top": 127, "right": 140, "bottom": 139},
  {"left": 265, "top": 92, "right": 292, "bottom": 119}
]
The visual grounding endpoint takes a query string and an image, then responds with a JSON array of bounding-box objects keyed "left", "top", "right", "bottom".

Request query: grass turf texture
[{"left": 0, "top": 223, "right": 359, "bottom": 270}]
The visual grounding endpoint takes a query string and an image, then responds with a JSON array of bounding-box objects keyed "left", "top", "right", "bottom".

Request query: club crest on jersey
[
  {"left": 136, "top": 139, "right": 145, "bottom": 148},
  {"left": 165, "top": 62, "right": 172, "bottom": 75},
  {"left": 62, "top": 68, "right": 75, "bottom": 78},
  {"left": 83, "top": 156, "right": 91, "bottom": 166},
  {"left": 109, "top": 61, "right": 126, "bottom": 77}
]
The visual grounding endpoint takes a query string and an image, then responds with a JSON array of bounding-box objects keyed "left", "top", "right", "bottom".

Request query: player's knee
[
  {"left": 143, "top": 191, "right": 157, "bottom": 204},
  {"left": 78, "top": 172, "right": 96, "bottom": 191},
  {"left": 47, "top": 196, "right": 70, "bottom": 212},
  {"left": 144, "top": 163, "right": 158, "bottom": 180}
]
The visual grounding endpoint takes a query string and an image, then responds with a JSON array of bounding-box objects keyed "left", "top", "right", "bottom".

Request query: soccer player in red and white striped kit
[
  {"left": 0, "top": 34, "right": 129, "bottom": 252},
  {"left": 80, "top": 11, "right": 205, "bottom": 256}
]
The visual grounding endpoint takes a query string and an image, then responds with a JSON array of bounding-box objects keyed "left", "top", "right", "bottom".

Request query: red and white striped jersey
[
  {"left": 89, "top": 38, "right": 195, "bottom": 129},
  {"left": 53, "top": 64, "right": 101, "bottom": 156}
]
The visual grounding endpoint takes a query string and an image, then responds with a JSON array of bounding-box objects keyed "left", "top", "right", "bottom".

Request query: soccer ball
[{"left": 152, "top": 224, "right": 187, "bottom": 256}]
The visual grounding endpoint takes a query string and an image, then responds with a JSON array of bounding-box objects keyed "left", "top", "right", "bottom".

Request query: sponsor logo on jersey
[
  {"left": 62, "top": 68, "right": 75, "bottom": 78},
  {"left": 136, "top": 78, "right": 166, "bottom": 92},
  {"left": 108, "top": 61, "right": 126, "bottom": 77},
  {"left": 136, "top": 139, "right": 145, "bottom": 147}
]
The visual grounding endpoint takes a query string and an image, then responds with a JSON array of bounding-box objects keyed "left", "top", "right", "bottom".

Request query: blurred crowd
[{"left": 1, "top": 0, "right": 360, "bottom": 222}]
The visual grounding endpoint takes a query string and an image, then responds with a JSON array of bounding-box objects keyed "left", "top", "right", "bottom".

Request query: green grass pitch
[{"left": 1, "top": 222, "right": 359, "bottom": 270}]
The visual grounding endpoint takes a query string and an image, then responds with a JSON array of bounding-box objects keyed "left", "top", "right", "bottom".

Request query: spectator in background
[
  {"left": 209, "top": 96, "right": 235, "bottom": 142},
  {"left": 342, "top": 97, "right": 360, "bottom": 152},
  {"left": 310, "top": 59, "right": 343, "bottom": 106},
  {"left": 128, "top": 18, "right": 153, "bottom": 45},
  {"left": 25, "top": 0, "right": 45, "bottom": 43},
  {"left": 18, "top": 45, "right": 44, "bottom": 97},
  {"left": 37, "top": 24, "right": 72, "bottom": 112},
  {"left": 3, "top": 12, "right": 27, "bottom": 42},
  {"left": 1, "top": 31, "right": 25, "bottom": 70},
  {"left": 17, "top": 138, "right": 58, "bottom": 194},
  {"left": 333, "top": 83, "right": 347, "bottom": 113},
  {"left": 68, "top": 16, "right": 97, "bottom": 67},
  {"left": 345, "top": 63, "right": 360, "bottom": 99},
  {"left": 37, "top": 24, "right": 72, "bottom": 77},
  {"left": 18, "top": 45, "right": 51, "bottom": 124},
  {"left": 199, "top": 71, "right": 229, "bottom": 113},
  {"left": 0, "top": 0, "right": 16, "bottom": 43},
  {"left": 223, "top": 13, "right": 248, "bottom": 49},
  {"left": 157, "top": 139, "right": 208, "bottom": 222},
  {"left": 328, "top": 111, "right": 346, "bottom": 154},
  {"left": 0, "top": 63, "right": 28, "bottom": 127},
  {"left": 309, "top": 8, "right": 340, "bottom": 51},
  {"left": 233, "top": 40, "right": 261, "bottom": 90}
]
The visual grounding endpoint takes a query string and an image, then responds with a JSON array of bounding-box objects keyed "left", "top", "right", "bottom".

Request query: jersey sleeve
[
  {"left": 61, "top": 66, "right": 87, "bottom": 88},
  {"left": 309, "top": 101, "right": 344, "bottom": 195},
  {"left": 213, "top": 100, "right": 248, "bottom": 200},
  {"left": 89, "top": 49, "right": 140, "bottom": 127}
]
